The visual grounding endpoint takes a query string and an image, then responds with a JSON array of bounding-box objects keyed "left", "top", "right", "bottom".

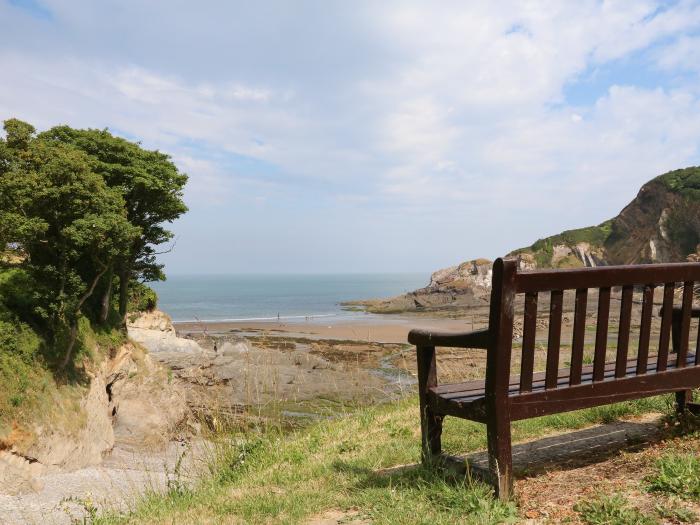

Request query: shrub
[{"left": 128, "top": 281, "right": 158, "bottom": 313}]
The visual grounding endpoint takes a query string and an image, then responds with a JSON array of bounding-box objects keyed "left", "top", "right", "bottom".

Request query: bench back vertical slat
[
  {"left": 545, "top": 290, "right": 563, "bottom": 389},
  {"left": 677, "top": 281, "right": 694, "bottom": 368},
  {"left": 593, "top": 287, "right": 611, "bottom": 382},
  {"left": 696, "top": 301, "right": 700, "bottom": 365},
  {"left": 569, "top": 288, "right": 587, "bottom": 386},
  {"left": 485, "top": 258, "right": 517, "bottom": 398},
  {"left": 657, "top": 283, "right": 675, "bottom": 372},
  {"left": 615, "top": 285, "right": 634, "bottom": 378},
  {"left": 636, "top": 284, "right": 655, "bottom": 375},
  {"left": 519, "top": 291, "right": 538, "bottom": 393}
]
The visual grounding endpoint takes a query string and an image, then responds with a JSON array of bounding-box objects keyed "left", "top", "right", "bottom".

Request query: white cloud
[{"left": 2, "top": 1, "right": 700, "bottom": 271}]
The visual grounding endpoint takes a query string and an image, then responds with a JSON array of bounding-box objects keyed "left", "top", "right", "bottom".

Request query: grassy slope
[{"left": 97, "top": 395, "right": 673, "bottom": 524}]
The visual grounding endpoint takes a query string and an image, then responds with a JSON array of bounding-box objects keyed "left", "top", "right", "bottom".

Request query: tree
[
  {"left": 38, "top": 127, "right": 188, "bottom": 322},
  {"left": 0, "top": 119, "right": 47, "bottom": 256},
  {"left": 1, "top": 120, "right": 139, "bottom": 367}
]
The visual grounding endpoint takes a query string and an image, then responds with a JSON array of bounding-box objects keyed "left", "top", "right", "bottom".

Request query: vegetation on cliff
[
  {"left": 511, "top": 221, "right": 613, "bottom": 268},
  {"left": 656, "top": 166, "right": 700, "bottom": 201}
]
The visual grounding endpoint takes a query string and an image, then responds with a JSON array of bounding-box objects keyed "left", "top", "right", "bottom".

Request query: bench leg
[
  {"left": 420, "top": 405, "right": 443, "bottom": 461},
  {"left": 676, "top": 390, "right": 693, "bottom": 417},
  {"left": 416, "top": 345, "right": 442, "bottom": 462},
  {"left": 486, "top": 413, "right": 513, "bottom": 500},
  {"left": 676, "top": 390, "right": 700, "bottom": 417}
]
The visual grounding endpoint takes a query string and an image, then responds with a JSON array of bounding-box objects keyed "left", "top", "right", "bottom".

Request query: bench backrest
[{"left": 486, "top": 258, "right": 700, "bottom": 417}]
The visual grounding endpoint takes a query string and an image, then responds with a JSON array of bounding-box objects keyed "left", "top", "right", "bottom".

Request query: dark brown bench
[{"left": 409, "top": 258, "right": 700, "bottom": 499}]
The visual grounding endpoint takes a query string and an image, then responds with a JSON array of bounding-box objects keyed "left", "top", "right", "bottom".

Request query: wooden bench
[{"left": 409, "top": 258, "right": 700, "bottom": 499}]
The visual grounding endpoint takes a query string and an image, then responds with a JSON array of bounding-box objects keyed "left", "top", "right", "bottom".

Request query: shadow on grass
[{"left": 336, "top": 415, "right": 676, "bottom": 493}]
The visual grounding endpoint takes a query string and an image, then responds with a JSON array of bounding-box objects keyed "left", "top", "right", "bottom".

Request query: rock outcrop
[
  {"left": 0, "top": 339, "right": 187, "bottom": 494},
  {"left": 345, "top": 259, "right": 492, "bottom": 313},
  {"left": 127, "top": 310, "right": 202, "bottom": 354}
]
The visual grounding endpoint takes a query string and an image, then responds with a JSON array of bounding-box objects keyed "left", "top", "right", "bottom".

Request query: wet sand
[{"left": 174, "top": 314, "right": 485, "bottom": 344}]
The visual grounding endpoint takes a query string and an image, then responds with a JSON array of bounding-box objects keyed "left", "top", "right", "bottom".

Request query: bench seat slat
[{"left": 431, "top": 353, "right": 697, "bottom": 403}]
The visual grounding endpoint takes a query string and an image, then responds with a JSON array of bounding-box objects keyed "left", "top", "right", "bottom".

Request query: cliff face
[
  {"left": 511, "top": 167, "right": 700, "bottom": 269},
  {"left": 603, "top": 178, "right": 700, "bottom": 264},
  {"left": 361, "top": 167, "right": 700, "bottom": 313}
]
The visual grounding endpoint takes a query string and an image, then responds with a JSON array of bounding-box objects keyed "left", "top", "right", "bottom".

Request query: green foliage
[
  {"left": 574, "top": 494, "right": 658, "bottom": 525},
  {"left": 127, "top": 281, "right": 158, "bottom": 313},
  {"left": 646, "top": 452, "right": 700, "bottom": 500},
  {"left": 0, "top": 118, "right": 186, "bottom": 367},
  {"left": 656, "top": 166, "right": 700, "bottom": 201},
  {"left": 39, "top": 126, "right": 188, "bottom": 315},
  {"left": 0, "top": 122, "right": 140, "bottom": 364}
]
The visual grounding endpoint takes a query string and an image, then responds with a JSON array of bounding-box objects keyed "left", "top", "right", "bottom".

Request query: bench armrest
[{"left": 408, "top": 328, "right": 490, "bottom": 348}]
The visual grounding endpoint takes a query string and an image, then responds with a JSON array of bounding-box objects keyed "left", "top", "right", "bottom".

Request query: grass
[
  {"left": 654, "top": 502, "right": 699, "bottom": 524},
  {"left": 574, "top": 494, "right": 658, "bottom": 525},
  {"left": 94, "top": 394, "right": 672, "bottom": 524},
  {"left": 646, "top": 451, "right": 700, "bottom": 501}
]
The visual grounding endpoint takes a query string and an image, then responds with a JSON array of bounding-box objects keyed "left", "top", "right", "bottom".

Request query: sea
[{"left": 150, "top": 273, "right": 428, "bottom": 323}]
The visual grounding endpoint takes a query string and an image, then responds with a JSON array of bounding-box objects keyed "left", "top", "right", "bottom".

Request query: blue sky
[{"left": 2, "top": 1, "right": 700, "bottom": 274}]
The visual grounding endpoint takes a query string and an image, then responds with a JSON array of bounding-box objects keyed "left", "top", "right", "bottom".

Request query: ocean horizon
[{"left": 150, "top": 273, "right": 428, "bottom": 323}]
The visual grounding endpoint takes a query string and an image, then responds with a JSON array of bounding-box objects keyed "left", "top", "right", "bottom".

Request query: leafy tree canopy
[{"left": 0, "top": 119, "right": 187, "bottom": 368}]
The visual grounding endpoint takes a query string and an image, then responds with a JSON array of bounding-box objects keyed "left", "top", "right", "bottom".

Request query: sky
[{"left": 2, "top": 1, "right": 700, "bottom": 274}]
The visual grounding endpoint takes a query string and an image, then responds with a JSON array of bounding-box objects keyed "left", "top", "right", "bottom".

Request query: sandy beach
[{"left": 174, "top": 314, "right": 487, "bottom": 344}]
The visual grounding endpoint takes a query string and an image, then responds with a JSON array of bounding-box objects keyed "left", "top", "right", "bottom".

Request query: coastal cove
[{"left": 5, "top": 3, "right": 700, "bottom": 521}]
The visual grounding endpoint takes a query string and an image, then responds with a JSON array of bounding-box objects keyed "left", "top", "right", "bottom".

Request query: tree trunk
[
  {"left": 118, "top": 267, "right": 130, "bottom": 323},
  {"left": 60, "top": 322, "right": 79, "bottom": 370},
  {"left": 60, "top": 262, "right": 108, "bottom": 370},
  {"left": 99, "top": 264, "right": 114, "bottom": 324}
]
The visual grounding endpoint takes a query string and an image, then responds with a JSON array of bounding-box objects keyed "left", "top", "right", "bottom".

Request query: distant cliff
[
  {"left": 512, "top": 167, "right": 700, "bottom": 269},
  {"left": 352, "top": 167, "right": 700, "bottom": 313}
]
